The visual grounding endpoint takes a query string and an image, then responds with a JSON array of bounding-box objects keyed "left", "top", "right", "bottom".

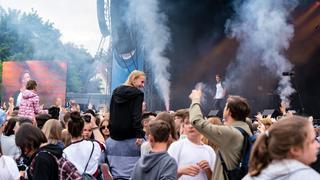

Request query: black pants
[{"left": 213, "top": 98, "right": 225, "bottom": 117}]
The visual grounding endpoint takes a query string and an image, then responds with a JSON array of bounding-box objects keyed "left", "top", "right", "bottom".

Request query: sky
[{"left": 0, "top": 0, "right": 102, "bottom": 55}]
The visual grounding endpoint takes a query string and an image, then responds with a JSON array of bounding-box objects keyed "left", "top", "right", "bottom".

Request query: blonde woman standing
[{"left": 106, "top": 70, "right": 146, "bottom": 180}]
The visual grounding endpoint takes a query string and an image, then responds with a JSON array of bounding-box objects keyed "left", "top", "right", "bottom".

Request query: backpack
[
  {"left": 219, "top": 127, "right": 253, "bottom": 180},
  {"left": 29, "top": 150, "right": 83, "bottom": 180}
]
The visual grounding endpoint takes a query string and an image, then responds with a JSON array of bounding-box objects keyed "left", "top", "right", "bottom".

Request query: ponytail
[
  {"left": 248, "top": 115, "right": 310, "bottom": 177},
  {"left": 248, "top": 132, "right": 271, "bottom": 176}
]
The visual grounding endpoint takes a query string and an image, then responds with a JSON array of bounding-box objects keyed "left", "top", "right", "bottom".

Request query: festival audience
[
  {"left": 141, "top": 111, "right": 177, "bottom": 156},
  {"left": 189, "top": 90, "right": 252, "bottom": 180},
  {"left": 131, "top": 120, "right": 178, "bottom": 180},
  {"left": 168, "top": 109, "right": 216, "bottom": 180},
  {"left": 63, "top": 112, "right": 105, "bottom": 178}
]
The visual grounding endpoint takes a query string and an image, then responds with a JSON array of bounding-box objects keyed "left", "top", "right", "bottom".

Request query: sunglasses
[{"left": 100, "top": 126, "right": 108, "bottom": 129}]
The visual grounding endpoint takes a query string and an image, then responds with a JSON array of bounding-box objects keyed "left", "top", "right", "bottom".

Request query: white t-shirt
[
  {"left": 215, "top": 82, "right": 224, "bottom": 99},
  {"left": 140, "top": 141, "right": 152, "bottom": 156},
  {"left": 168, "top": 138, "right": 216, "bottom": 180},
  {"left": 63, "top": 140, "right": 102, "bottom": 175},
  {"left": 0, "top": 155, "right": 20, "bottom": 180},
  {"left": 16, "top": 92, "right": 22, "bottom": 107},
  {"left": 0, "top": 134, "right": 21, "bottom": 159}
]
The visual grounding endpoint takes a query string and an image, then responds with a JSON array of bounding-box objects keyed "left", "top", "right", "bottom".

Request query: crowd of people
[{"left": 1, "top": 70, "right": 320, "bottom": 180}]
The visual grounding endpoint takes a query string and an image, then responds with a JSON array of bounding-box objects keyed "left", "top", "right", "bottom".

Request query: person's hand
[
  {"left": 2, "top": 102, "right": 6, "bottom": 110},
  {"left": 197, "top": 160, "right": 210, "bottom": 171},
  {"left": 86, "top": 113, "right": 97, "bottom": 127},
  {"left": 287, "top": 111, "right": 294, "bottom": 117},
  {"left": 60, "top": 106, "right": 67, "bottom": 113},
  {"left": 257, "top": 120, "right": 266, "bottom": 133},
  {"left": 88, "top": 103, "right": 93, "bottom": 110},
  {"left": 9, "top": 97, "right": 14, "bottom": 104},
  {"left": 280, "top": 101, "right": 287, "bottom": 115},
  {"left": 189, "top": 89, "right": 202, "bottom": 101},
  {"left": 179, "top": 124, "right": 184, "bottom": 136},
  {"left": 135, "top": 138, "right": 143, "bottom": 146},
  {"left": 179, "top": 165, "right": 201, "bottom": 176},
  {"left": 255, "top": 112, "right": 263, "bottom": 121}
]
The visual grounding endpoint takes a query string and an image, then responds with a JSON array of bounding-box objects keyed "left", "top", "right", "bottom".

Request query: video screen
[{"left": 1, "top": 60, "right": 67, "bottom": 108}]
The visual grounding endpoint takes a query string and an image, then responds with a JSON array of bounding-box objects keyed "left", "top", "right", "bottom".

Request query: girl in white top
[
  {"left": 63, "top": 112, "right": 105, "bottom": 176},
  {"left": 243, "top": 115, "right": 320, "bottom": 180}
]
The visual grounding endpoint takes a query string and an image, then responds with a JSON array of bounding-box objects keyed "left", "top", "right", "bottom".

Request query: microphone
[{"left": 282, "top": 72, "right": 295, "bottom": 76}]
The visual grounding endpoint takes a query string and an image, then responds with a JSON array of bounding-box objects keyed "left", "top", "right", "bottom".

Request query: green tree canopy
[{"left": 0, "top": 7, "right": 95, "bottom": 93}]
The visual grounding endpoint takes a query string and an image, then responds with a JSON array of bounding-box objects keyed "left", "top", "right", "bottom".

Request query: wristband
[{"left": 91, "top": 126, "right": 99, "bottom": 130}]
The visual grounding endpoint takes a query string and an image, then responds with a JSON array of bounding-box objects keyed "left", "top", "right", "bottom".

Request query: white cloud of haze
[
  {"left": 225, "top": 0, "right": 298, "bottom": 105},
  {"left": 127, "top": 0, "right": 171, "bottom": 110}
]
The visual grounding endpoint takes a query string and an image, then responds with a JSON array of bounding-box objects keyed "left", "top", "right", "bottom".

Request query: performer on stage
[{"left": 213, "top": 74, "right": 226, "bottom": 113}]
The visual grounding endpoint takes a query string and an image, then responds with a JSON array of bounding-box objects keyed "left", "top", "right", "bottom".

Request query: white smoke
[
  {"left": 225, "top": 0, "right": 298, "bottom": 105},
  {"left": 127, "top": 0, "right": 171, "bottom": 110}
]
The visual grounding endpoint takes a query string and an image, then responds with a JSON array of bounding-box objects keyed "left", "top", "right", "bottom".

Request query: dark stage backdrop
[{"left": 153, "top": 0, "right": 320, "bottom": 118}]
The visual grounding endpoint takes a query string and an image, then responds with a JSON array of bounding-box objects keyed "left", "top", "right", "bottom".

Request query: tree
[{"left": 0, "top": 7, "right": 94, "bottom": 93}]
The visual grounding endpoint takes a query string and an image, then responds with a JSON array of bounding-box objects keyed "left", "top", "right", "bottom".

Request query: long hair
[
  {"left": 249, "top": 115, "right": 311, "bottom": 176},
  {"left": 42, "top": 119, "right": 62, "bottom": 145},
  {"left": 15, "top": 124, "right": 47, "bottom": 154},
  {"left": 124, "top": 70, "right": 145, "bottom": 87},
  {"left": 3, "top": 117, "right": 18, "bottom": 136}
]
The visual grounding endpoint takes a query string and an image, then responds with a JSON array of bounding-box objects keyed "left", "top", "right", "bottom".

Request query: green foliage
[
  {"left": 0, "top": 7, "right": 94, "bottom": 93},
  {"left": 0, "top": 9, "right": 34, "bottom": 61}
]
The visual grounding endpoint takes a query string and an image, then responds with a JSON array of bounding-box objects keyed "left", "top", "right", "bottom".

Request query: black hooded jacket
[{"left": 109, "top": 85, "right": 145, "bottom": 140}]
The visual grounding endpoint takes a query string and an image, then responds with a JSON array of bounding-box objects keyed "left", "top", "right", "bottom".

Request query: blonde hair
[
  {"left": 42, "top": 119, "right": 62, "bottom": 145},
  {"left": 259, "top": 117, "right": 273, "bottom": 129},
  {"left": 124, "top": 70, "right": 145, "bottom": 87}
]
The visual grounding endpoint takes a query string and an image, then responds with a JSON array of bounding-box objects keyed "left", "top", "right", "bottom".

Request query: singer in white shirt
[{"left": 213, "top": 74, "right": 226, "bottom": 115}]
